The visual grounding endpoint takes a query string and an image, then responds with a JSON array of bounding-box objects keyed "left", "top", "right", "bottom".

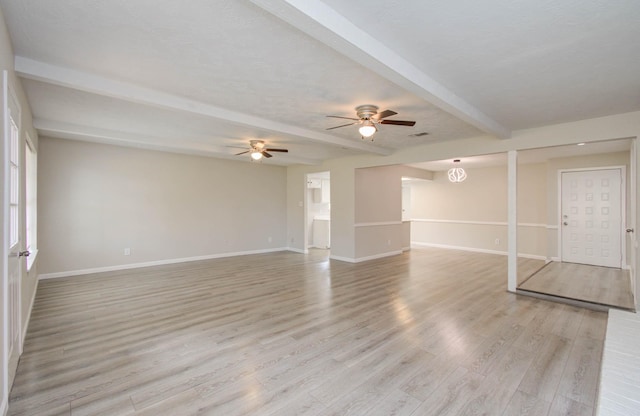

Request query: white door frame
[
  {"left": 630, "top": 140, "right": 638, "bottom": 299},
  {"left": 557, "top": 165, "right": 627, "bottom": 268}
]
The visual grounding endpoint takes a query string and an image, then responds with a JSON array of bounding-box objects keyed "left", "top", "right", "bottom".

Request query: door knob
[
  {"left": 563, "top": 222, "right": 568, "bottom": 226},
  {"left": 19, "top": 250, "right": 30, "bottom": 257},
  {"left": 627, "top": 228, "right": 634, "bottom": 233}
]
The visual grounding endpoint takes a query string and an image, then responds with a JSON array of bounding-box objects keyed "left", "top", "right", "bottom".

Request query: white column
[{"left": 508, "top": 150, "right": 517, "bottom": 292}]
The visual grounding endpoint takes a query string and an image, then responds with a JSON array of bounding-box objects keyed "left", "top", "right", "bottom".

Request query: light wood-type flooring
[
  {"left": 10, "top": 248, "right": 607, "bottom": 416},
  {"left": 519, "top": 261, "right": 635, "bottom": 311}
]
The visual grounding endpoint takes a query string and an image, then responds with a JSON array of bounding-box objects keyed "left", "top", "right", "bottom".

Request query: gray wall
[{"left": 38, "top": 137, "right": 287, "bottom": 275}]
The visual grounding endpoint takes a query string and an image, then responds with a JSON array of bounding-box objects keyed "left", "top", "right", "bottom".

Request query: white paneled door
[{"left": 561, "top": 168, "right": 623, "bottom": 268}]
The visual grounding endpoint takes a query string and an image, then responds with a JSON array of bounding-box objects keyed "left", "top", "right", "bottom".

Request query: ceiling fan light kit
[
  {"left": 326, "top": 104, "right": 416, "bottom": 140},
  {"left": 358, "top": 120, "right": 377, "bottom": 138},
  {"left": 233, "top": 139, "right": 289, "bottom": 161}
]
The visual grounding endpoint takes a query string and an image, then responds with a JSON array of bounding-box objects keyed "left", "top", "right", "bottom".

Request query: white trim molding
[
  {"left": 38, "top": 248, "right": 289, "bottom": 280},
  {"left": 410, "top": 218, "right": 548, "bottom": 228},
  {"left": 287, "top": 247, "right": 309, "bottom": 254},
  {"left": 354, "top": 221, "right": 403, "bottom": 227},
  {"left": 411, "top": 242, "right": 546, "bottom": 261},
  {"left": 330, "top": 250, "right": 403, "bottom": 263}
]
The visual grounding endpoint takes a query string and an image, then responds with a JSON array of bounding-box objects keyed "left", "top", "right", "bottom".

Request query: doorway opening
[{"left": 305, "top": 172, "right": 330, "bottom": 256}]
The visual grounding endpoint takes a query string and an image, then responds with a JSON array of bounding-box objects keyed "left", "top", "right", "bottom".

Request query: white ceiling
[{"left": 2, "top": 0, "right": 639, "bottom": 165}]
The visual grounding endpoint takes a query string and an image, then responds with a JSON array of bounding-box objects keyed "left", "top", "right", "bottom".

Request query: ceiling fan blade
[
  {"left": 265, "top": 148, "right": 288, "bottom": 152},
  {"left": 376, "top": 109, "right": 398, "bottom": 120},
  {"left": 326, "top": 115, "right": 359, "bottom": 121},
  {"left": 380, "top": 119, "right": 416, "bottom": 126},
  {"left": 235, "top": 150, "right": 249, "bottom": 155},
  {"left": 326, "top": 122, "right": 358, "bottom": 130},
  {"left": 262, "top": 151, "right": 273, "bottom": 158}
]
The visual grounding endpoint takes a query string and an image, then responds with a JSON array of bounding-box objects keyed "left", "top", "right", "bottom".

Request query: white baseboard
[
  {"left": 287, "top": 247, "right": 308, "bottom": 254},
  {"left": 518, "top": 253, "right": 548, "bottom": 261},
  {"left": 38, "top": 247, "right": 289, "bottom": 280},
  {"left": 21, "top": 279, "right": 39, "bottom": 345},
  {"left": 629, "top": 266, "right": 636, "bottom": 302},
  {"left": 412, "top": 242, "right": 505, "bottom": 256},
  {"left": 411, "top": 242, "right": 546, "bottom": 260},
  {"left": 402, "top": 246, "right": 411, "bottom": 252},
  {"left": 329, "top": 254, "right": 355, "bottom": 263},
  {"left": 330, "top": 250, "right": 403, "bottom": 263},
  {"left": 1, "top": 397, "right": 7, "bottom": 416}
]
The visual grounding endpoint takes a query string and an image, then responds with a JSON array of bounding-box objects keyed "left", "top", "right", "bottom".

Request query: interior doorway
[{"left": 305, "top": 172, "right": 330, "bottom": 252}]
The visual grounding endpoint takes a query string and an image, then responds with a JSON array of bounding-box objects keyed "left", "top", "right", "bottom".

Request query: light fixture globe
[
  {"left": 358, "top": 120, "right": 377, "bottom": 138},
  {"left": 250, "top": 150, "right": 263, "bottom": 161},
  {"left": 447, "top": 159, "right": 467, "bottom": 183}
]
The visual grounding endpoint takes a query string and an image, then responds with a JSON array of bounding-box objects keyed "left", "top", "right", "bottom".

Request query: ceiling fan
[
  {"left": 234, "top": 140, "right": 288, "bottom": 161},
  {"left": 326, "top": 104, "right": 416, "bottom": 140}
]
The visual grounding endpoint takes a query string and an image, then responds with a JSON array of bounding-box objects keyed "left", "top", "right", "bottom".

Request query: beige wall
[
  {"left": 353, "top": 165, "right": 403, "bottom": 260},
  {"left": 38, "top": 138, "right": 287, "bottom": 275},
  {"left": 409, "top": 163, "right": 548, "bottom": 257},
  {"left": 411, "top": 165, "right": 509, "bottom": 222},
  {"left": 408, "top": 152, "right": 631, "bottom": 263},
  {"left": 0, "top": 5, "right": 40, "bottom": 411},
  {"left": 355, "top": 165, "right": 402, "bottom": 224}
]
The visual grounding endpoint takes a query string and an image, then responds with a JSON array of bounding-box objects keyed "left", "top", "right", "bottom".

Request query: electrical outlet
[
  {"left": 387, "top": 239, "right": 392, "bottom": 246},
  {"left": 494, "top": 238, "right": 500, "bottom": 245},
  {"left": 124, "top": 248, "right": 131, "bottom": 256},
  {"left": 268, "top": 236, "right": 272, "bottom": 243}
]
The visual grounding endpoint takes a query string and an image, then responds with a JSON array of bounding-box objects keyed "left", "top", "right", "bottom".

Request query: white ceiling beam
[
  {"left": 34, "top": 119, "right": 322, "bottom": 165},
  {"left": 250, "top": 0, "right": 511, "bottom": 139},
  {"left": 16, "top": 56, "right": 392, "bottom": 156}
]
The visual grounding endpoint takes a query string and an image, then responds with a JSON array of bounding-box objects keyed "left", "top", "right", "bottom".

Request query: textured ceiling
[
  {"left": 324, "top": 0, "right": 640, "bottom": 129},
  {"left": 1, "top": 0, "right": 639, "bottom": 165}
]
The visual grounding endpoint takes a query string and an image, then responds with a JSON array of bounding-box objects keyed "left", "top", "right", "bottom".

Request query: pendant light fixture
[{"left": 448, "top": 159, "right": 467, "bottom": 183}]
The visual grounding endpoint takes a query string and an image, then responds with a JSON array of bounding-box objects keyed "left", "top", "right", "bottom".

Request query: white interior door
[
  {"left": 561, "top": 168, "right": 623, "bottom": 268},
  {"left": 3, "top": 71, "right": 22, "bottom": 388}
]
